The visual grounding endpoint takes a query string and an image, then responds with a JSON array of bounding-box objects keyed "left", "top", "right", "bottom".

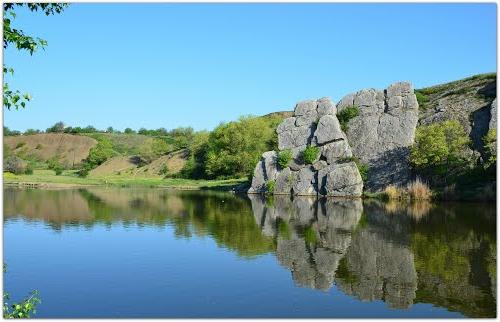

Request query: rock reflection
[{"left": 249, "top": 195, "right": 362, "bottom": 291}]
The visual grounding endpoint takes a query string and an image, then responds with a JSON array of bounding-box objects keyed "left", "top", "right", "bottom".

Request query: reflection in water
[{"left": 4, "top": 188, "right": 496, "bottom": 317}]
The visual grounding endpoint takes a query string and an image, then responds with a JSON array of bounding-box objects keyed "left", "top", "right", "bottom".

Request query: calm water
[{"left": 3, "top": 187, "right": 496, "bottom": 318}]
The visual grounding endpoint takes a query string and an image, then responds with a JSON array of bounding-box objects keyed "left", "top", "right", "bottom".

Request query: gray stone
[
  {"left": 294, "top": 100, "right": 317, "bottom": 116},
  {"left": 317, "top": 97, "right": 336, "bottom": 117},
  {"left": 312, "top": 160, "right": 328, "bottom": 171},
  {"left": 274, "top": 167, "right": 295, "bottom": 195},
  {"left": 314, "top": 115, "right": 344, "bottom": 144},
  {"left": 248, "top": 151, "right": 279, "bottom": 193},
  {"left": 318, "top": 162, "right": 363, "bottom": 197},
  {"left": 277, "top": 117, "right": 296, "bottom": 134},
  {"left": 320, "top": 140, "right": 353, "bottom": 164},
  {"left": 292, "top": 166, "right": 317, "bottom": 196},
  {"left": 337, "top": 82, "right": 419, "bottom": 191},
  {"left": 490, "top": 98, "right": 497, "bottom": 131},
  {"left": 295, "top": 112, "right": 318, "bottom": 127}
]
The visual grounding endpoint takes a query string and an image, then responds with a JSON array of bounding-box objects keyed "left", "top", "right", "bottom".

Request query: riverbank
[{"left": 3, "top": 170, "right": 247, "bottom": 191}]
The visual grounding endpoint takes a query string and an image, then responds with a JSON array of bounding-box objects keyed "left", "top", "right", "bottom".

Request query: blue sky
[{"left": 3, "top": 3, "right": 497, "bottom": 132}]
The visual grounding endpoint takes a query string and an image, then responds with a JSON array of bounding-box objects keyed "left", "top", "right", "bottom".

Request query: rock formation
[
  {"left": 248, "top": 98, "right": 363, "bottom": 197},
  {"left": 337, "top": 82, "right": 419, "bottom": 191}
]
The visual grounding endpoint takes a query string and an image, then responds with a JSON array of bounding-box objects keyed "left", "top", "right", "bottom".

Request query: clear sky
[{"left": 3, "top": 3, "right": 497, "bottom": 132}]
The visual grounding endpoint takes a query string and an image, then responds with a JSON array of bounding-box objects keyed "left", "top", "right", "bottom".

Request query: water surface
[{"left": 3, "top": 187, "right": 496, "bottom": 318}]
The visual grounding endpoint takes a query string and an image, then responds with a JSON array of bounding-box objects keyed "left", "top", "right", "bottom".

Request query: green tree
[
  {"left": 410, "top": 120, "right": 471, "bottom": 178},
  {"left": 139, "top": 138, "right": 170, "bottom": 163},
  {"left": 46, "top": 121, "right": 65, "bottom": 133},
  {"left": 204, "top": 116, "right": 277, "bottom": 179},
  {"left": 3, "top": 3, "right": 69, "bottom": 110},
  {"left": 85, "top": 137, "right": 115, "bottom": 169}
]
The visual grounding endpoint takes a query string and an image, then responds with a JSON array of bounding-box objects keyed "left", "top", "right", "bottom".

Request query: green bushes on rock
[
  {"left": 483, "top": 128, "right": 496, "bottom": 167},
  {"left": 277, "top": 149, "right": 292, "bottom": 169},
  {"left": 302, "top": 146, "right": 319, "bottom": 164},
  {"left": 337, "top": 105, "right": 359, "bottom": 132},
  {"left": 266, "top": 180, "right": 276, "bottom": 194},
  {"left": 410, "top": 120, "right": 471, "bottom": 179}
]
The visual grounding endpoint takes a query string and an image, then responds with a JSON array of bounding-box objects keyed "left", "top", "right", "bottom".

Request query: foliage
[
  {"left": 159, "top": 164, "right": 169, "bottom": 176},
  {"left": 4, "top": 156, "right": 25, "bottom": 174},
  {"left": 14, "top": 142, "right": 25, "bottom": 149},
  {"left": 83, "top": 137, "right": 115, "bottom": 170},
  {"left": 139, "top": 138, "right": 171, "bottom": 163},
  {"left": 410, "top": 120, "right": 471, "bottom": 179},
  {"left": 124, "top": 128, "right": 135, "bottom": 134},
  {"left": 384, "top": 185, "right": 403, "bottom": 200},
  {"left": 301, "top": 145, "right": 319, "bottom": 165},
  {"left": 177, "top": 131, "right": 210, "bottom": 179},
  {"left": 46, "top": 121, "right": 65, "bottom": 133},
  {"left": 204, "top": 116, "right": 279, "bottom": 179},
  {"left": 3, "top": 264, "right": 41, "bottom": 318},
  {"left": 483, "top": 128, "right": 496, "bottom": 167},
  {"left": 265, "top": 180, "right": 276, "bottom": 194},
  {"left": 415, "top": 91, "right": 430, "bottom": 109},
  {"left": 4, "top": 127, "right": 20, "bottom": 136},
  {"left": 3, "top": 3, "right": 69, "bottom": 110},
  {"left": 352, "top": 158, "right": 369, "bottom": 182},
  {"left": 24, "top": 163, "right": 34, "bottom": 175},
  {"left": 277, "top": 149, "right": 292, "bottom": 169},
  {"left": 47, "top": 158, "right": 64, "bottom": 175},
  {"left": 23, "top": 129, "right": 40, "bottom": 135},
  {"left": 337, "top": 105, "right": 359, "bottom": 132}
]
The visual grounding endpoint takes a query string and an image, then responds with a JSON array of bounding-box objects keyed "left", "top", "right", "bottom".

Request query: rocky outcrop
[
  {"left": 337, "top": 82, "right": 419, "bottom": 191},
  {"left": 249, "top": 98, "right": 363, "bottom": 197}
]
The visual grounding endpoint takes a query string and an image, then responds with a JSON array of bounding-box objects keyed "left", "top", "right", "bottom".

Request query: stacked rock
[{"left": 248, "top": 98, "right": 363, "bottom": 197}]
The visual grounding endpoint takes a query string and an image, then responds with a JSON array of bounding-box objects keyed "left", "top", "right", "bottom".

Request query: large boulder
[
  {"left": 337, "top": 82, "right": 419, "bottom": 191},
  {"left": 318, "top": 162, "right": 363, "bottom": 197},
  {"left": 248, "top": 151, "right": 279, "bottom": 193},
  {"left": 314, "top": 115, "right": 345, "bottom": 144}
]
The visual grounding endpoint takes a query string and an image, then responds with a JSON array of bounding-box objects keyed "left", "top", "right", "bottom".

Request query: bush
[
  {"left": 159, "top": 164, "right": 169, "bottom": 176},
  {"left": 354, "top": 159, "right": 369, "bottom": 182},
  {"left": 483, "top": 128, "right": 496, "bottom": 167},
  {"left": 337, "top": 105, "right": 359, "bottom": 132},
  {"left": 266, "top": 180, "right": 276, "bottom": 194},
  {"left": 77, "top": 168, "right": 89, "bottom": 178},
  {"left": 4, "top": 156, "right": 25, "bottom": 174},
  {"left": 384, "top": 185, "right": 403, "bottom": 200},
  {"left": 302, "top": 146, "right": 319, "bottom": 165},
  {"left": 415, "top": 91, "right": 430, "bottom": 109},
  {"left": 277, "top": 149, "right": 292, "bottom": 169},
  {"left": 35, "top": 143, "right": 43, "bottom": 150},
  {"left": 204, "top": 116, "right": 280, "bottom": 179},
  {"left": 85, "top": 137, "right": 115, "bottom": 169},
  {"left": 407, "top": 178, "right": 432, "bottom": 200},
  {"left": 410, "top": 120, "right": 471, "bottom": 178},
  {"left": 15, "top": 142, "right": 26, "bottom": 149},
  {"left": 139, "top": 138, "right": 171, "bottom": 163},
  {"left": 24, "top": 163, "right": 34, "bottom": 175}
]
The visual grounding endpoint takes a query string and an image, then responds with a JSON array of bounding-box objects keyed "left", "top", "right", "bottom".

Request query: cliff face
[
  {"left": 337, "top": 82, "right": 419, "bottom": 191},
  {"left": 417, "top": 73, "right": 496, "bottom": 160},
  {"left": 248, "top": 98, "right": 363, "bottom": 197}
]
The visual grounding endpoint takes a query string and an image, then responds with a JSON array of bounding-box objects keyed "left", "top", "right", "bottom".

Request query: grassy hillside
[{"left": 4, "top": 133, "right": 97, "bottom": 167}]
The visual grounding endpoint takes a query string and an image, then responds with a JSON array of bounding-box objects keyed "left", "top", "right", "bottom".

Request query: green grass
[{"left": 4, "top": 169, "right": 247, "bottom": 189}]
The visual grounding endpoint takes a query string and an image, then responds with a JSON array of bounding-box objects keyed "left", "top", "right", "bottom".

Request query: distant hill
[{"left": 4, "top": 133, "right": 97, "bottom": 167}]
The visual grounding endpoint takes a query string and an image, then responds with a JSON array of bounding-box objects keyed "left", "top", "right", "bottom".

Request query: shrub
[
  {"left": 483, "top": 128, "right": 496, "bottom": 167},
  {"left": 266, "top": 180, "right": 276, "bottom": 194},
  {"left": 354, "top": 159, "right": 369, "bottom": 182},
  {"left": 159, "top": 164, "right": 169, "bottom": 176},
  {"left": 4, "top": 156, "right": 25, "bottom": 174},
  {"left": 415, "top": 91, "right": 430, "bottom": 109},
  {"left": 77, "top": 168, "right": 89, "bottom": 178},
  {"left": 277, "top": 149, "right": 292, "bottom": 169},
  {"left": 85, "top": 137, "right": 115, "bottom": 168},
  {"left": 302, "top": 145, "right": 319, "bottom": 165},
  {"left": 337, "top": 105, "right": 359, "bottom": 132},
  {"left": 24, "top": 163, "right": 34, "bottom": 175},
  {"left": 35, "top": 143, "right": 43, "bottom": 150},
  {"left": 407, "top": 178, "right": 432, "bottom": 200},
  {"left": 15, "top": 142, "right": 26, "bottom": 149},
  {"left": 410, "top": 120, "right": 471, "bottom": 178},
  {"left": 384, "top": 185, "right": 403, "bottom": 200}
]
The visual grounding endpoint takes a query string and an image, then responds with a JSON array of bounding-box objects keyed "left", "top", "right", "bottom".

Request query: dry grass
[
  {"left": 406, "top": 178, "right": 432, "bottom": 200},
  {"left": 407, "top": 201, "right": 433, "bottom": 220},
  {"left": 4, "top": 133, "right": 97, "bottom": 166},
  {"left": 384, "top": 185, "right": 403, "bottom": 200},
  {"left": 90, "top": 156, "right": 139, "bottom": 176}
]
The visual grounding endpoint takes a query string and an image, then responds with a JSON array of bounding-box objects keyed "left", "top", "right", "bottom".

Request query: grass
[
  {"left": 407, "top": 178, "right": 432, "bottom": 200},
  {"left": 3, "top": 169, "right": 247, "bottom": 189}
]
